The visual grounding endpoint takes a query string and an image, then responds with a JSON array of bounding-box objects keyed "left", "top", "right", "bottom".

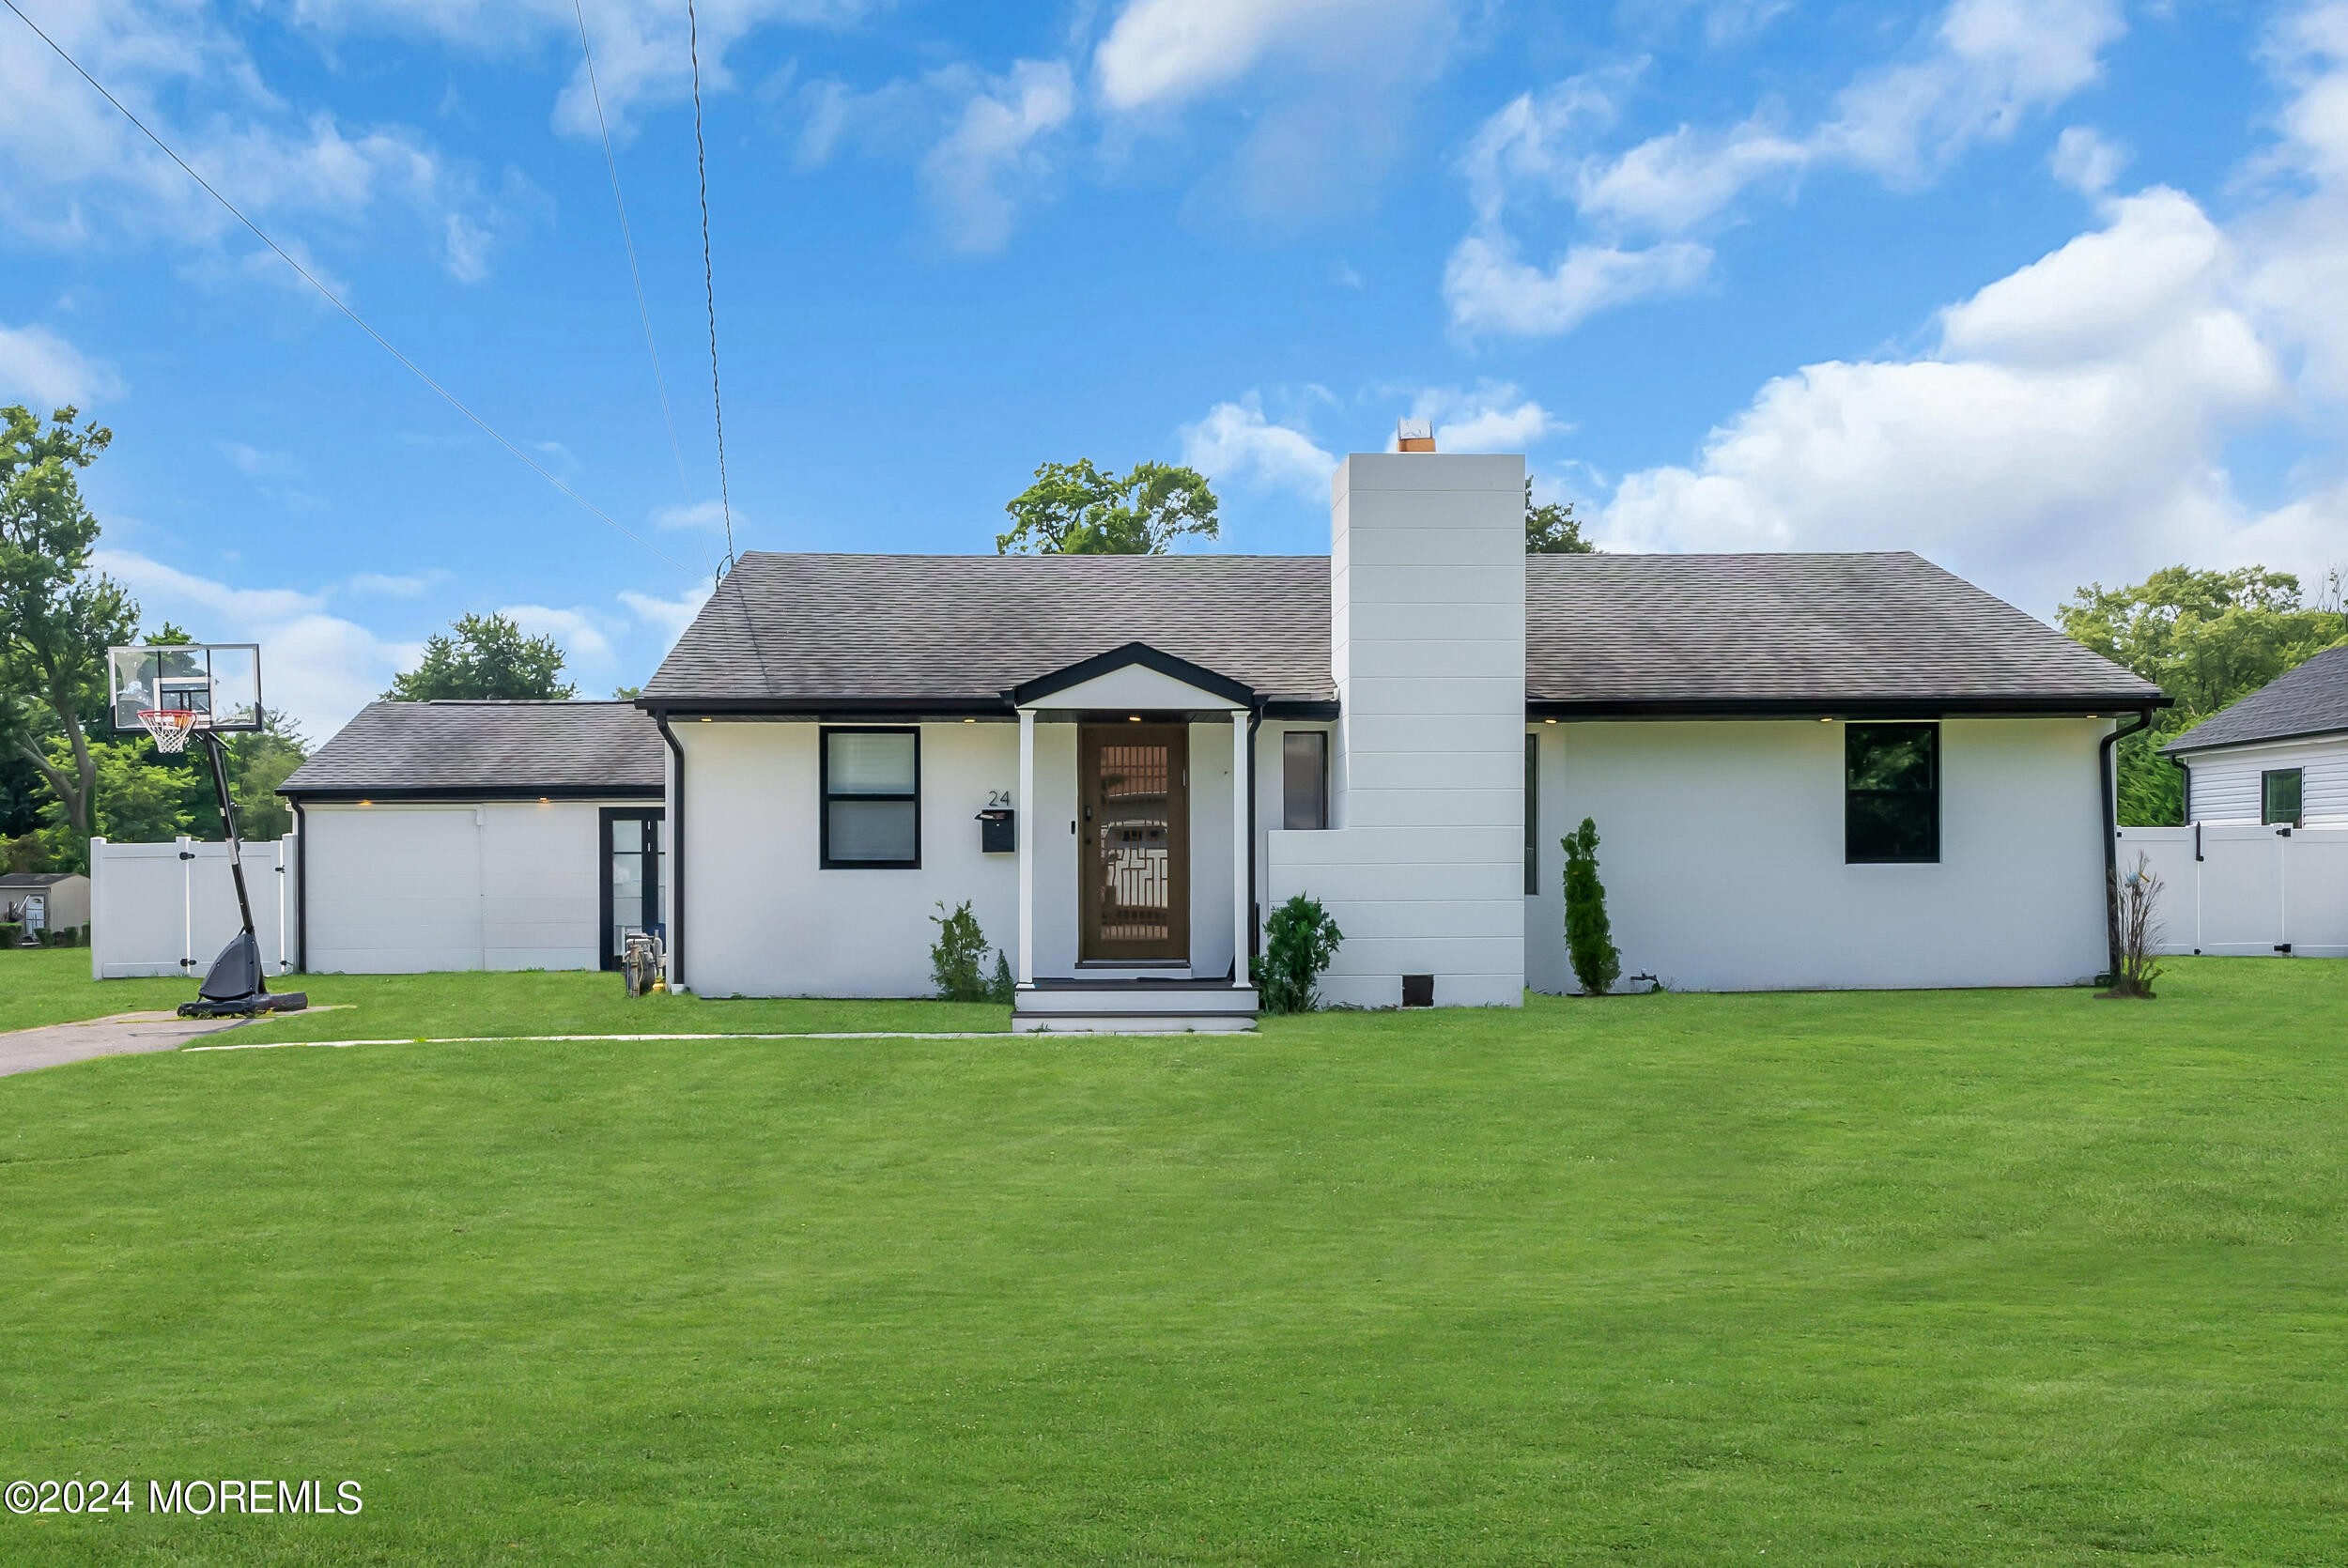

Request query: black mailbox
[{"left": 977, "top": 807, "right": 1015, "bottom": 853}]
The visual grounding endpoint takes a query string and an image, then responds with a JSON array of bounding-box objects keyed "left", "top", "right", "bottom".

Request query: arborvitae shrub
[{"left": 1561, "top": 817, "right": 1622, "bottom": 997}]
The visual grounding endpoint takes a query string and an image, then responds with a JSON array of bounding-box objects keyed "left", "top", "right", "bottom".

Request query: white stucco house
[
  {"left": 279, "top": 701, "right": 667, "bottom": 973},
  {"left": 625, "top": 449, "right": 2164, "bottom": 1029},
  {"left": 2161, "top": 643, "right": 2348, "bottom": 828}
]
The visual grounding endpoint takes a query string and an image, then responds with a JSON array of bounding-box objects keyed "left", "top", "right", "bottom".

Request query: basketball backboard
[{"left": 108, "top": 644, "right": 264, "bottom": 734}]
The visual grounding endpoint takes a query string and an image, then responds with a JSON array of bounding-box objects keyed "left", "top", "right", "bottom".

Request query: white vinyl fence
[
  {"left": 89, "top": 835, "right": 299, "bottom": 980},
  {"left": 2112, "top": 823, "right": 2348, "bottom": 958}
]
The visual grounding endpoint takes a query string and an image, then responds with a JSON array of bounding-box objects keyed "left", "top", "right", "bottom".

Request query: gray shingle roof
[
  {"left": 642, "top": 549, "right": 2157, "bottom": 711},
  {"left": 643, "top": 553, "right": 1334, "bottom": 704},
  {"left": 1525, "top": 551, "right": 2159, "bottom": 707},
  {"left": 279, "top": 701, "right": 664, "bottom": 797},
  {"left": 2162, "top": 643, "right": 2348, "bottom": 755}
]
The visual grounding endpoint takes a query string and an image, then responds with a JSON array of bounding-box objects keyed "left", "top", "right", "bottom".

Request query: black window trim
[
  {"left": 2262, "top": 766, "right": 2304, "bottom": 828},
  {"left": 820, "top": 725, "right": 922, "bottom": 869},
  {"left": 1845, "top": 721, "right": 1940, "bottom": 866},
  {"left": 598, "top": 806, "right": 665, "bottom": 972},
  {"left": 1524, "top": 731, "right": 1539, "bottom": 895},
  {"left": 1281, "top": 728, "right": 1328, "bottom": 832}
]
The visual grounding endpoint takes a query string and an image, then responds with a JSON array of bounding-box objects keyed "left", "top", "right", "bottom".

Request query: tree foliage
[
  {"left": 386, "top": 613, "right": 577, "bottom": 701},
  {"left": 0, "top": 405, "right": 138, "bottom": 838},
  {"left": 2059, "top": 565, "right": 2347, "bottom": 825},
  {"left": 1562, "top": 817, "right": 1622, "bottom": 997},
  {"left": 929, "top": 899, "right": 993, "bottom": 1003},
  {"left": 1525, "top": 479, "right": 1596, "bottom": 554},
  {"left": 996, "top": 460, "right": 1220, "bottom": 555}
]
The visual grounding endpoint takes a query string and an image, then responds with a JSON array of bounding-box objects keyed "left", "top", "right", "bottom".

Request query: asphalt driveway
[{"left": 0, "top": 1011, "right": 250, "bottom": 1077}]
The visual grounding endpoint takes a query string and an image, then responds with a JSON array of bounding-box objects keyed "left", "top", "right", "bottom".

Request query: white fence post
[{"left": 88, "top": 836, "right": 107, "bottom": 982}]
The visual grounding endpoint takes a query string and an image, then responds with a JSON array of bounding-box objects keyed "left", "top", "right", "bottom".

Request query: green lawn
[
  {"left": 0, "top": 945, "right": 1009, "bottom": 1038},
  {"left": 3, "top": 958, "right": 2344, "bottom": 1564}
]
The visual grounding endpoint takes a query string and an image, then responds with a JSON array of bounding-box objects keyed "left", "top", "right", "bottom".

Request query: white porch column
[
  {"left": 1018, "top": 707, "right": 1036, "bottom": 985},
  {"left": 1232, "top": 709, "right": 1250, "bottom": 987}
]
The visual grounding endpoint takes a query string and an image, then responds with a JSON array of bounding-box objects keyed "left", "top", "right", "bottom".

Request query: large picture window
[
  {"left": 1282, "top": 730, "right": 1327, "bottom": 830},
  {"left": 2263, "top": 768, "right": 2303, "bottom": 826},
  {"left": 822, "top": 728, "right": 919, "bottom": 869},
  {"left": 1846, "top": 723, "right": 1939, "bottom": 864}
]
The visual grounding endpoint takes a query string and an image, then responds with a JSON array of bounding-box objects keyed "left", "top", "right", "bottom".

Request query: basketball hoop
[{"left": 139, "top": 709, "right": 201, "bottom": 754}]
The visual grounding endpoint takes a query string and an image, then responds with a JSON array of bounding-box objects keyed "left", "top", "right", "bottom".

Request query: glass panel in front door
[{"left": 1094, "top": 742, "right": 1170, "bottom": 946}]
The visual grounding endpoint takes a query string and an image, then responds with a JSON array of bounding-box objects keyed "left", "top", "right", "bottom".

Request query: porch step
[{"left": 1013, "top": 980, "right": 1258, "bottom": 1035}]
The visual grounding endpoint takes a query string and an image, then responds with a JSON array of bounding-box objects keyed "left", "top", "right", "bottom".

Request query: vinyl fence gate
[
  {"left": 2112, "top": 824, "right": 2348, "bottom": 958},
  {"left": 88, "top": 835, "right": 300, "bottom": 980}
]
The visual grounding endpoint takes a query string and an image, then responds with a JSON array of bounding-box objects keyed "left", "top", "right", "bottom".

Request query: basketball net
[{"left": 139, "top": 709, "right": 202, "bottom": 754}]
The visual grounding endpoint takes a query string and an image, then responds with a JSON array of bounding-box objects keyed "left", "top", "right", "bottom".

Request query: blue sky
[{"left": 4, "top": 0, "right": 2344, "bottom": 736}]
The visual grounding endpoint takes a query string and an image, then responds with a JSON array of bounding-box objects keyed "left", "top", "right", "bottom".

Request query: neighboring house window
[
  {"left": 2263, "top": 767, "right": 2303, "bottom": 827},
  {"left": 1524, "top": 732, "right": 1538, "bottom": 895},
  {"left": 1846, "top": 723, "right": 1939, "bottom": 864},
  {"left": 1282, "top": 730, "right": 1327, "bottom": 830},
  {"left": 822, "top": 728, "right": 920, "bottom": 868}
]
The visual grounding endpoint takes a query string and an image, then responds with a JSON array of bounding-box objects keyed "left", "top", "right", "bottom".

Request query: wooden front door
[{"left": 1078, "top": 724, "right": 1189, "bottom": 963}]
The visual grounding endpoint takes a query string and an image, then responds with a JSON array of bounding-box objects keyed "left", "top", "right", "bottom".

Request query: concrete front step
[{"left": 1012, "top": 981, "right": 1259, "bottom": 1035}]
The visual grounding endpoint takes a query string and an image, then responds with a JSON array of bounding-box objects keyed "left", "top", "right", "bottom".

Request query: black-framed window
[
  {"left": 1524, "top": 732, "right": 1539, "bottom": 895},
  {"left": 821, "top": 727, "right": 920, "bottom": 868},
  {"left": 1282, "top": 730, "right": 1327, "bottom": 830},
  {"left": 2263, "top": 768, "right": 2303, "bottom": 827},
  {"left": 599, "top": 808, "right": 664, "bottom": 971},
  {"left": 1846, "top": 723, "right": 1939, "bottom": 864}
]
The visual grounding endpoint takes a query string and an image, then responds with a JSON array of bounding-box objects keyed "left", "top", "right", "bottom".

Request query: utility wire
[
  {"left": 685, "top": 0, "right": 738, "bottom": 577},
  {"left": 571, "top": 0, "right": 705, "bottom": 584},
  {"left": 4, "top": 0, "right": 687, "bottom": 574}
]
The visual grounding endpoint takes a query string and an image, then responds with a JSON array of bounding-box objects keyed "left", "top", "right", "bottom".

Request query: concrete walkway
[{"left": 0, "top": 1011, "right": 249, "bottom": 1077}]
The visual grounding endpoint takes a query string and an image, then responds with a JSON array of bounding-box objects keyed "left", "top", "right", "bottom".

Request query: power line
[
  {"left": 3, "top": 0, "right": 687, "bottom": 575},
  {"left": 685, "top": 0, "right": 739, "bottom": 577},
  {"left": 571, "top": 0, "right": 703, "bottom": 584}
]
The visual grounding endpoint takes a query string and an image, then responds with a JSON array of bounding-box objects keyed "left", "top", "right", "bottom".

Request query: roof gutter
[
  {"left": 655, "top": 711, "right": 687, "bottom": 993},
  {"left": 2099, "top": 707, "right": 2156, "bottom": 983},
  {"left": 1526, "top": 694, "right": 2171, "bottom": 721}
]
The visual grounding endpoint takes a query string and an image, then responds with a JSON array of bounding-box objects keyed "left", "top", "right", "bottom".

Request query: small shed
[
  {"left": 2, "top": 870, "right": 92, "bottom": 935},
  {"left": 279, "top": 700, "right": 667, "bottom": 973},
  {"left": 2165, "top": 644, "right": 2348, "bottom": 826}
]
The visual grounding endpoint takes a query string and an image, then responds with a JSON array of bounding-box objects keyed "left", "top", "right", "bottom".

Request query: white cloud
[
  {"left": 2049, "top": 125, "right": 2129, "bottom": 194},
  {"left": 1448, "top": 0, "right": 2126, "bottom": 336},
  {"left": 93, "top": 547, "right": 326, "bottom": 623},
  {"left": 1095, "top": 0, "right": 1460, "bottom": 223},
  {"left": 1444, "top": 235, "right": 1711, "bottom": 338},
  {"left": 0, "top": 0, "right": 519, "bottom": 278},
  {"left": 1093, "top": 0, "right": 1449, "bottom": 111},
  {"left": 619, "top": 584, "right": 715, "bottom": 646},
  {"left": 224, "top": 442, "right": 296, "bottom": 478},
  {"left": 1594, "top": 189, "right": 2309, "bottom": 613},
  {"left": 653, "top": 499, "right": 734, "bottom": 531},
  {"left": 1405, "top": 383, "right": 1564, "bottom": 453},
  {"left": 500, "top": 603, "right": 615, "bottom": 668},
  {"left": 346, "top": 570, "right": 443, "bottom": 596},
  {"left": 920, "top": 59, "right": 1076, "bottom": 253},
  {"left": 0, "top": 323, "right": 123, "bottom": 407},
  {"left": 1180, "top": 393, "right": 1337, "bottom": 500}
]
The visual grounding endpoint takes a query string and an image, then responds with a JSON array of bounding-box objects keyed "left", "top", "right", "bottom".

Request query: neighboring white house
[
  {"left": 626, "top": 447, "right": 2163, "bottom": 1028},
  {"left": 278, "top": 701, "right": 666, "bottom": 974},
  {"left": 2163, "top": 644, "right": 2348, "bottom": 828}
]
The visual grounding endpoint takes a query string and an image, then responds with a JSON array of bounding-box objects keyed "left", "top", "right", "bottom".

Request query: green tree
[
  {"left": 2059, "top": 565, "right": 2347, "bottom": 825},
  {"left": 38, "top": 737, "right": 191, "bottom": 866},
  {"left": 1526, "top": 479, "right": 1596, "bottom": 554},
  {"left": 386, "top": 612, "right": 577, "bottom": 701},
  {"left": 996, "top": 460, "right": 1220, "bottom": 555},
  {"left": 1562, "top": 817, "right": 1622, "bottom": 997},
  {"left": 0, "top": 405, "right": 139, "bottom": 841}
]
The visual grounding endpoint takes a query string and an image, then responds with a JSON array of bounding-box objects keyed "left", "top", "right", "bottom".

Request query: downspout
[
  {"left": 655, "top": 711, "right": 687, "bottom": 992},
  {"left": 2170, "top": 753, "right": 2191, "bottom": 824},
  {"left": 1245, "top": 702, "right": 1263, "bottom": 964},
  {"left": 2099, "top": 707, "right": 2155, "bottom": 980},
  {"left": 291, "top": 797, "right": 307, "bottom": 974}
]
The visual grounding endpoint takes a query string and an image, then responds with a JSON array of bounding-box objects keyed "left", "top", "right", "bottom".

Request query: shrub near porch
[{"left": 0, "top": 958, "right": 2342, "bottom": 1563}]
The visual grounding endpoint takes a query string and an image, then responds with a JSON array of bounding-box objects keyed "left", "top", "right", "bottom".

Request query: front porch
[{"left": 1012, "top": 644, "right": 1259, "bottom": 1033}]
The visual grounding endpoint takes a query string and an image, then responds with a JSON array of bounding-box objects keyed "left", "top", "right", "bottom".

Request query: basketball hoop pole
[{"left": 194, "top": 726, "right": 262, "bottom": 967}]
